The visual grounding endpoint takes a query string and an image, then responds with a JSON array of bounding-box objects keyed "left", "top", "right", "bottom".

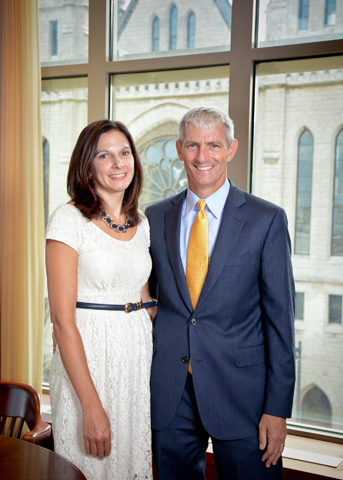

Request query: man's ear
[
  {"left": 227, "top": 139, "right": 238, "bottom": 163},
  {"left": 176, "top": 140, "right": 184, "bottom": 162}
]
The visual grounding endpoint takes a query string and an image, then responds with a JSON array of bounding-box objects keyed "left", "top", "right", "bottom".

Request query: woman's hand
[
  {"left": 141, "top": 281, "right": 157, "bottom": 322},
  {"left": 82, "top": 404, "right": 111, "bottom": 458},
  {"left": 146, "top": 304, "right": 157, "bottom": 322}
]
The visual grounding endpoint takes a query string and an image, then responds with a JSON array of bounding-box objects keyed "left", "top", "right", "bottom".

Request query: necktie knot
[
  {"left": 197, "top": 200, "right": 207, "bottom": 220},
  {"left": 197, "top": 199, "right": 206, "bottom": 212}
]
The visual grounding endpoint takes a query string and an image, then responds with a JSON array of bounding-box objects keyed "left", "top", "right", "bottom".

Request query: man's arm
[{"left": 259, "top": 207, "right": 296, "bottom": 466}]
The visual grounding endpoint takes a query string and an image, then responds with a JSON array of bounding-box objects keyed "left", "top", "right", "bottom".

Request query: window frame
[{"left": 41, "top": 0, "right": 343, "bottom": 443}]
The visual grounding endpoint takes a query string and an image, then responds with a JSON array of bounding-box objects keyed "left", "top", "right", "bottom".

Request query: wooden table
[{"left": 0, "top": 436, "right": 87, "bottom": 479}]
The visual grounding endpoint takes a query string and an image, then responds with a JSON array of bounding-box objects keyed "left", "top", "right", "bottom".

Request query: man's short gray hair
[{"left": 178, "top": 106, "right": 234, "bottom": 147}]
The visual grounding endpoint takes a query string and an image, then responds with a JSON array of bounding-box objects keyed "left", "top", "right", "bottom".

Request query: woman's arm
[
  {"left": 141, "top": 280, "right": 157, "bottom": 322},
  {"left": 46, "top": 239, "right": 111, "bottom": 458}
]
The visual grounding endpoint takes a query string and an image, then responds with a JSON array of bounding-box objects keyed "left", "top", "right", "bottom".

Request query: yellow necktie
[
  {"left": 186, "top": 200, "right": 208, "bottom": 374},
  {"left": 186, "top": 200, "right": 209, "bottom": 310}
]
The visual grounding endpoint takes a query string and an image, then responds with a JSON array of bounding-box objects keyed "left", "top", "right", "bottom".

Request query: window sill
[
  {"left": 206, "top": 435, "right": 343, "bottom": 479},
  {"left": 282, "top": 435, "right": 343, "bottom": 478}
]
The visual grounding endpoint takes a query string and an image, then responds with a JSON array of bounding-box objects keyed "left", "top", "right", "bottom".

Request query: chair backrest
[{"left": 0, "top": 381, "right": 41, "bottom": 439}]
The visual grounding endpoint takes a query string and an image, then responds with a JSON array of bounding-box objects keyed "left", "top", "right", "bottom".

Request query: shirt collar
[{"left": 185, "top": 179, "right": 230, "bottom": 219}]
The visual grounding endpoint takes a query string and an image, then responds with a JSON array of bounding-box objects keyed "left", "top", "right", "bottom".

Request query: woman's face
[{"left": 90, "top": 129, "right": 135, "bottom": 198}]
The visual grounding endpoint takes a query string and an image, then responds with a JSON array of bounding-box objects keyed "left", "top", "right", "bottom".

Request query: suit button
[
  {"left": 191, "top": 318, "right": 197, "bottom": 325},
  {"left": 181, "top": 357, "right": 189, "bottom": 363}
]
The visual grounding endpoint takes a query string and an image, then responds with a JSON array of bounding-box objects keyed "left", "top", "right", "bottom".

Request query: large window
[
  {"left": 253, "top": 56, "right": 343, "bottom": 433},
  {"left": 39, "top": 0, "right": 88, "bottom": 65},
  {"left": 258, "top": 0, "right": 343, "bottom": 46},
  {"left": 40, "top": 0, "right": 343, "bottom": 439},
  {"left": 40, "top": 77, "right": 88, "bottom": 383},
  {"left": 110, "top": 66, "right": 229, "bottom": 209},
  {"left": 110, "top": 0, "right": 231, "bottom": 60}
]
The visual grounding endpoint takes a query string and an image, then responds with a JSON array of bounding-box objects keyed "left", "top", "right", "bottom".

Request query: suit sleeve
[
  {"left": 145, "top": 206, "right": 158, "bottom": 300},
  {"left": 260, "top": 207, "right": 296, "bottom": 418}
]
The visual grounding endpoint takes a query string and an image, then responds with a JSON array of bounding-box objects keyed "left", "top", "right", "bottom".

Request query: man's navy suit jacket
[{"left": 145, "top": 181, "right": 296, "bottom": 441}]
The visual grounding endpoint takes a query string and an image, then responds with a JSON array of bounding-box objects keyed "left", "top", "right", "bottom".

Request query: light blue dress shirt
[{"left": 180, "top": 179, "right": 230, "bottom": 275}]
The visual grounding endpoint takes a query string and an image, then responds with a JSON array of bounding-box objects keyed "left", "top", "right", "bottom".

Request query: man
[{"left": 145, "top": 106, "right": 295, "bottom": 480}]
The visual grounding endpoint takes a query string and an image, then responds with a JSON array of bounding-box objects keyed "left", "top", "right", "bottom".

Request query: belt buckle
[
  {"left": 125, "top": 302, "right": 142, "bottom": 314},
  {"left": 125, "top": 302, "right": 132, "bottom": 313}
]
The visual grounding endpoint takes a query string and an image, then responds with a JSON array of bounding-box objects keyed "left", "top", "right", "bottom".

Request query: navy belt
[{"left": 76, "top": 300, "right": 157, "bottom": 314}]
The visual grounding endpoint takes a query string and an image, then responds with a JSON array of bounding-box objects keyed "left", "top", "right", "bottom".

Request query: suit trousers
[{"left": 152, "top": 374, "right": 284, "bottom": 480}]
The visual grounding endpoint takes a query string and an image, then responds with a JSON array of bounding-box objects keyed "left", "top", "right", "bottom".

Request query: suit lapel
[
  {"left": 164, "top": 191, "right": 193, "bottom": 311},
  {"left": 195, "top": 182, "right": 247, "bottom": 311}
]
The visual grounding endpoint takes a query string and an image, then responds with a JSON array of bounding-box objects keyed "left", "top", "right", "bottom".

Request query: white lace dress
[{"left": 46, "top": 204, "right": 153, "bottom": 480}]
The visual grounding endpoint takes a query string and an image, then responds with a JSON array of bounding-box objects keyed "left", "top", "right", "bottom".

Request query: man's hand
[{"left": 258, "top": 413, "right": 286, "bottom": 468}]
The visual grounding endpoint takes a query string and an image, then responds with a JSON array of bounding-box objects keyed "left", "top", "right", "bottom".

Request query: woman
[{"left": 46, "top": 120, "right": 156, "bottom": 480}]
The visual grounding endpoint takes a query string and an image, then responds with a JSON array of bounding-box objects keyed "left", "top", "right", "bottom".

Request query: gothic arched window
[
  {"left": 302, "top": 386, "right": 331, "bottom": 427},
  {"left": 295, "top": 129, "right": 313, "bottom": 254},
  {"left": 169, "top": 5, "right": 178, "bottom": 50},
  {"left": 331, "top": 128, "right": 343, "bottom": 255},
  {"left": 298, "top": 0, "right": 309, "bottom": 30},
  {"left": 152, "top": 16, "right": 160, "bottom": 52},
  {"left": 325, "top": 0, "right": 336, "bottom": 27},
  {"left": 187, "top": 12, "right": 195, "bottom": 49}
]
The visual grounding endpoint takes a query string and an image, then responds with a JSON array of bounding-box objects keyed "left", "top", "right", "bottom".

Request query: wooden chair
[{"left": 0, "top": 380, "right": 52, "bottom": 445}]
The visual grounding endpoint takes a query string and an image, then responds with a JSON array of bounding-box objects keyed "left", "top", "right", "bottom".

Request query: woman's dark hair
[{"left": 67, "top": 119, "right": 143, "bottom": 226}]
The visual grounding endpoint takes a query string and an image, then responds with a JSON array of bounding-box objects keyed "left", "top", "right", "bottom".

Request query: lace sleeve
[{"left": 46, "top": 204, "right": 82, "bottom": 253}]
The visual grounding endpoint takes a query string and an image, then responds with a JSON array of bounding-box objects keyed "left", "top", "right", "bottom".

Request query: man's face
[{"left": 176, "top": 122, "right": 238, "bottom": 198}]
